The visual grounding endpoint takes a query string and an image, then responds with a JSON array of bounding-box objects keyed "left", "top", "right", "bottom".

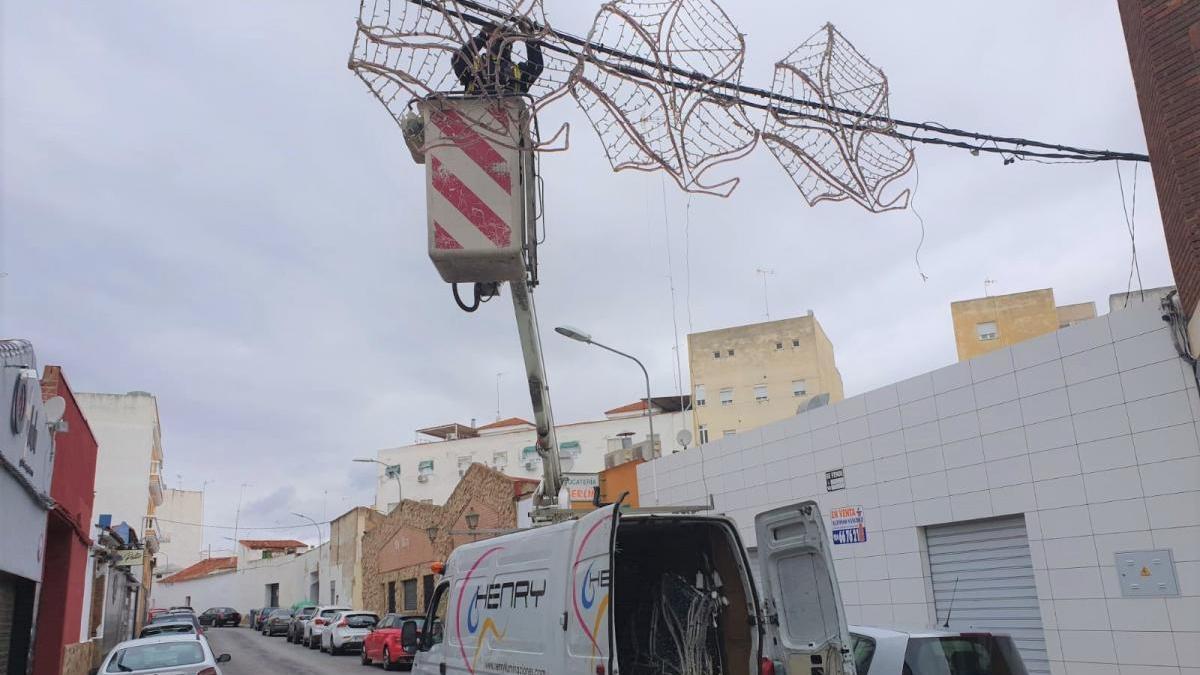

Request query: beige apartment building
[
  {"left": 688, "top": 312, "right": 843, "bottom": 444},
  {"left": 951, "top": 288, "right": 1097, "bottom": 361}
]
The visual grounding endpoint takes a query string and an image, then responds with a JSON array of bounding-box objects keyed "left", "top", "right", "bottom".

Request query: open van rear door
[
  {"left": 565, "top": 503, "right": 619, "bottom": 675},
  {"left": 755, "top": 501, "right": 854, "bottom": 675}
]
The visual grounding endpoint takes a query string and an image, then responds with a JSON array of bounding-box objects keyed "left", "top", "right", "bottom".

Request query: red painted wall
[
  {"left": 34, "top": 366, "right": 99, "bottom": 675},
  {"left": 1117, "top": 0, "right": 1200, "bottom": 313}
]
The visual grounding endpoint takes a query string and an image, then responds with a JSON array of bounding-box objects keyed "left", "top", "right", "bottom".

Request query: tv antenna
[
  {"left": 984, "top": 278, "right": 998, "bottom": 297},
  {"left": 755, "top": 268, "right": 775, "bottom": 320}
]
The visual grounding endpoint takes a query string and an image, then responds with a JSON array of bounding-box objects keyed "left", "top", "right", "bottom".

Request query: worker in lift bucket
[{"left": 452, "top": 20, "right": 544, "bottom": 95}]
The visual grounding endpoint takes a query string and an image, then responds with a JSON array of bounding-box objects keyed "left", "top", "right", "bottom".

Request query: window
[
  {"left": 402, "top": 579, "right": 418, "bottom": 611},
  {"left": 418, "top": 459, "right": 434, "bottom": 475},
  {"left": 792, "top": 379, "right": 807, "bottom": 397},
  {"left": 792, "top": 339, "right": 800, "bottom": 347},
  {"left": 712, "top": 350, "right": 721, "bottom": 359},
  {"left": 262, "top": 550, "right": 273, "bottom": 559},
  {"left": 457, "top": 455, "right": 472, "bottom": 476},
  {"left": 727, "top": 349, "right": 735, "bottom": 356},
  {"left": 427, "top": 583, "right": 450, "bottom": 646},
  {"left": 719, "top": 388, "right": 733, "bottom": 406},
  {"left": 492, "top": 451, "right": 508, "bottom": 469},
  {"left": 722, "top": 429, "right": 736, "bottom": 437},
  {"left": 694, "top": 384, "right": 706, "bottom": 407},
  {"left": 698, "top": 425, "right": 709, "bottom": 444},
  {"left": 387, "top": 581, "right": 396, "bottom": 613},
  {"left": 559, "top": 440, "right": 582, "bottom": 458},
  {"left": 775, "top": 341, "right": 783, "bottom": 350},
  {"left": 754, "top": 384, "right": 768, "bottom": 402},
  {"left": 976, "top": 321, "right": 998, "bottom": 341},
  {"left": 851, "top": 634, "right": 877, "bottom": 675},
  {"left": 521, "top": 446, "right": 540, "bottom": 469},
  {"left": 106, "top": 642, "right": 205, "bottom": 672},
  {"left": 330, "top": 581, "right": 336, "bottom": 605}
]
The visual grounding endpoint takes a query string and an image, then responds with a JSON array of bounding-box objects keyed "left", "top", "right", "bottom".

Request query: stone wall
[
  {"left": 361, "top": 463, "right": 531, "bottom": 616},
  {"left": 61, "top": 639, "right": 97, "bottom": 675}
]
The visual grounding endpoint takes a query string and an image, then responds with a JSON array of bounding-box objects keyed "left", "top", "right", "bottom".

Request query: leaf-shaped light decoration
[
  {"left": 763, "top": 24, "right": 914, "bottom": 212},
  {"left": 348, "top": 0, "right": 577, "bottom": 150},
  {"left": 569, "top": 0, "right": 758, "bottom": 197}
]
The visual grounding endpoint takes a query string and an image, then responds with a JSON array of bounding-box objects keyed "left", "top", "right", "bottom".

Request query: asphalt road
[{"left": 206, "top": 626, "right": 379, "bottom": 675}]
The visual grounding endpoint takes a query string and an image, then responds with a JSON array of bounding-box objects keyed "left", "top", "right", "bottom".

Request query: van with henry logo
[{"left": 397, "top": 499, "right": 852, "bottom": 675}]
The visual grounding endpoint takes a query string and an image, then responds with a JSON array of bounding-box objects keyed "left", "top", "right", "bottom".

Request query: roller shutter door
[{"left": 926, "top": 516, "right": 1048, "bottom": 675}]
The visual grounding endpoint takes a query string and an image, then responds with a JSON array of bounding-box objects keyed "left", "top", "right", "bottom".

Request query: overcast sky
[{"left": 2, "top": 1, "right": 1172, "bottom": 551}]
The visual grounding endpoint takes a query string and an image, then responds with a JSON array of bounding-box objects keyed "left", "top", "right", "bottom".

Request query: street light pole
[
  {"left": 291, "top": 512, "right": 323, "bottom": 547},
  {"left": 555, "top": 326, "right": 658, "bottom": 502},
  {"left": 353, "top": 458, "right": 402, "bottom": 509}
]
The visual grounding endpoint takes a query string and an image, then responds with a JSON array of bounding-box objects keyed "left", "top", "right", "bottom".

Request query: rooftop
[
  {"left": 415, "top": 422, "right": 479, "bottom": 440},
  {"left": 160, "top": 556, "right": 237, "bottom": 584},
  {"left": 476, "top": 417, "right": 535, "bottom": 432}
]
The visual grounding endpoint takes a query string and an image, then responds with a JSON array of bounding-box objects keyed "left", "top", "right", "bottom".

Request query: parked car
[
  {"left": 321, "top": 611, "right": 378, "bottom": 655},
  {"left": 199, "top": 607, "right": 241, "bottom": 627},
  {"left": 263, "top": 608, "right": 295, "bottom": 636},
  {"left": 304, "top": 605, "right": 351, "bottom": 649},
  {"left": 147, "top": 612, "right": 204, "bottom": 636},
  {"left": 287, "top": 605, "right": 318, "bottom": 643},
  {"left": 139, "top": 620, "right": 198, "bottom": 639},
  {"left": 98, "top": 634, "right": 230, "bottom": 675},
  {"left": 253, "top": 606, "right": 279, "bottom": 631},
  {"left": 147, "top": 608, "right": 169, "bottom": 621},
  {"left": 849, "top": 625, "right": 1030, "bottom": 675},
  {"left": 361, "top": 614, "right": 424, "bottom": 670}
]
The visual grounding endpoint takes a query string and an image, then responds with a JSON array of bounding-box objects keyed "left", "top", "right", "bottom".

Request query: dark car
[
  {"left": 287, "top": 606, "right": 318, "bottom": 644},
  {"left": 361, "top": 614, "right": 424, "bottom": 670},
  {"left": 198, "top": 607, "right": 241, "bottom": 627},
  {"left": 139, "top": 619, "right": 198, "bottom": 639},
  {"left": 253, "top": 607, "right": 279, "bottom": 631},
  {"left": 262, "top": 608, "right": 294, "bottom": 637},
  {"left": 147, "top": 611, "right": 204, "bottom": 636}
]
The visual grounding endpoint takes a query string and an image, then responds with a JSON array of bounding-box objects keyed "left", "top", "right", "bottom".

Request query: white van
[{"left": 397, "top": 500, "right": 852, "bottom": 675}]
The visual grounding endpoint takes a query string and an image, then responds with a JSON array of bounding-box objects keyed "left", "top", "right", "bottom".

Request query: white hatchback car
[
  {"left": 304, "top": 605, "right": 350, "bottom": 649},
  {"left": 99, "top": 634, "right": 231, "bottom": 675},
  {"left": 321, "top": 611, "right": 379, "bottom": 655}
]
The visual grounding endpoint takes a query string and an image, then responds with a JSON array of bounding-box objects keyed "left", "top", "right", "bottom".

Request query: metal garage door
[{"left": 926, "top": 516, "right": 1048, "bottom": 675}]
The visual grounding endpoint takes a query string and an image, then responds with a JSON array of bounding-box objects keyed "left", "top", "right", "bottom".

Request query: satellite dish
[
  {"left": 677, "top": 429, "right": 693, "bottom": 449},
  {"left": 43, "top": 396, "right": 66, "bottom": 426}
]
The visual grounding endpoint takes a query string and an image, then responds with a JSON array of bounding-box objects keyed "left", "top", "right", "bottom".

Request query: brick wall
[
  {"left": 1117, "top": 0, "right": 1200, "bottom": 313},
  {"left": 360, "top": 464, "right": 529, "bottom": 616}
]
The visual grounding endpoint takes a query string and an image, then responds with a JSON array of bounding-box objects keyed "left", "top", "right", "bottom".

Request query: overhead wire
[
  {"left": 417, "top": 0, "right": 1150, "bottom": 164},
  {"left": 1116, "top": 161, "right": 1144, "bottom": 307}
]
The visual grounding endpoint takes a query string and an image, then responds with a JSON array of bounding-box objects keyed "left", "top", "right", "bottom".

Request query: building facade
[
  {"left": 688, "top": 312, "right": 844, "bottom": 444},
  {"left": 154, "top": 488, "right": 204, "bottom": 577},
  {"left": 327, "top": 507, "right": 385, "bottom": 609},
  {"left": 0, "top": 341, "right": 57, "bottom": 675},
  {"left": 361, "top": 464, "right": 538, "bottom": 617},
  {"left": 370, "top": 401, "right": 692, "bottom": 511},
  {"left": 1117, "top": 0, "right": 1199, "bottom": 347},
  {"left": 951, "top": 288, "right": 1098, "bottom": 361},
  {"left": 34, "top": 366, "right": 100, "bottom": 675},
  {"left": 642, "top": 300, "right": 1199, "bottom": 675},
  {"left": 76, "top": 390, "right": 166, "bottom": 631}
]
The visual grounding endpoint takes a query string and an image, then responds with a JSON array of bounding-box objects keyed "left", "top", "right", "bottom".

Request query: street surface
[{"left": 206, "top": 626, "right": 380, "bottom": 675}]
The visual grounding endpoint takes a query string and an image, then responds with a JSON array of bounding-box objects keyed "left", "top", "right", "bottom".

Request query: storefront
[{"left": 0, "top": 341, "right": 56, "bottom": 675}]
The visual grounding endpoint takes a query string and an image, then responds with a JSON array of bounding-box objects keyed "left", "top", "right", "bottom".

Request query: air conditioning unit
[
  {"left": 524, "top": 459, "right": 540, "bottom": 471},
  {"left": 417, "top": 474, "right": 430, "bottom": 483},
  {"left": 458, "top": 467, "right": 468, "bottom": 477}
]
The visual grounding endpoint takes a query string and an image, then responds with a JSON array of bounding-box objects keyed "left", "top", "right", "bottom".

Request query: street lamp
[
  {"left": 291, "top": 512, "right": 323, "bottom": 547},
  {"left": 425, "top": 526, "right": 439, "bottom": 544},
  {"left": 555, "top": 326, "right": 656, "bottom": 459},
  {"left": 354, "top": 458, "right": 402, "bottom": 509}
]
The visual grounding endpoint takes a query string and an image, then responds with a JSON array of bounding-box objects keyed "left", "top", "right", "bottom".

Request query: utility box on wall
[{"left": 1114, "top": 549, "right": 1180, "bottom": 597}]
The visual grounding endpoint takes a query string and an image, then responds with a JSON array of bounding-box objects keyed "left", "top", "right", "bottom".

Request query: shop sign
[
  {"left": 831, "top": 506, "right": 866, "bottom": 545},
  {"left": 563, "top": 473, "right": 599, "bottom": 502},
  {"left": 116, "top": 549, "right": 144, "bottom": 567}
]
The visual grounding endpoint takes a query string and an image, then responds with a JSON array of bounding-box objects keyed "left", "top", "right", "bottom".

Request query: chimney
[{"left": 470, "top": 417, "right": 477, "bottom": 429}]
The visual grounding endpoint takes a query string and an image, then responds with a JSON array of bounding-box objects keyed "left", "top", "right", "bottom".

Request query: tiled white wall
[{"left": 639, "top": 301, "right": 1200, "bottom": 675}]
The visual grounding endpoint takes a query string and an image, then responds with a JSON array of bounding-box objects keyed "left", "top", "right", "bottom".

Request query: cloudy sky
[{"left": 2, "top": 1, "right": 1172, "bottom": 550}]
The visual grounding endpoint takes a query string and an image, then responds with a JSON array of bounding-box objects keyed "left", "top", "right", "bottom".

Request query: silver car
[
  {"left": 99, "top": 634, "right": 231, "bottom": 675},
  {"left": 850, "top": 625, "right": 1031, "bottom": 675}
]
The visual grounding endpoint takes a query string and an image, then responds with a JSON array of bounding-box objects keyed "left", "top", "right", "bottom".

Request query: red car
[{"left": 360, "top": 614, "right": 423, "bottom": 670}]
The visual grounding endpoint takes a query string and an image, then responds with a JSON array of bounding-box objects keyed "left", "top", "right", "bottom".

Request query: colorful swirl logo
[
  {"left": 581, "top": 562, "right": 596, "bottom": 609},
  {"left": 466, "top": 587, "right": 481, "bottom": 634}
]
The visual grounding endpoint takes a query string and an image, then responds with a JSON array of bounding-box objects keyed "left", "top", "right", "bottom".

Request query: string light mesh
[
  {"left": 349, "top": 0, "right": 577, "bottom": 149},
  {"left": 762, "top": 23, "right": 915, "bottom": 212},
  {"left": 569, "top": 0, "right": 757, "bottom": 197}
]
